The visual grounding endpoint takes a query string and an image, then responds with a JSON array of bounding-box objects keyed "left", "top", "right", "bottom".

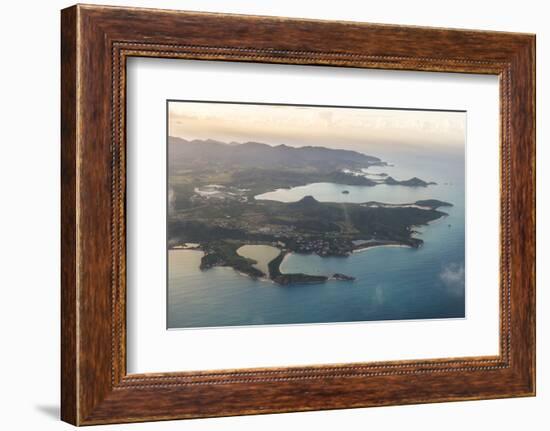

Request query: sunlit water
[
  {"left": 168, "top": 152, "right": 465, "bottom": 328},
  {"left": 236, "top": 244, "right": 280, "bottom": 276}
]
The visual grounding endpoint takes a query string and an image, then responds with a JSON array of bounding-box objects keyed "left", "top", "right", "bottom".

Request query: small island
[{"left": 384, "top": 176, "right": 437, "bottom": 187}]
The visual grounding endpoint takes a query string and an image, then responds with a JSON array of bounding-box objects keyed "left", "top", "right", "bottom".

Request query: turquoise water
[{"left": 168, "top": 152, "right": 465, "bottom": 328}]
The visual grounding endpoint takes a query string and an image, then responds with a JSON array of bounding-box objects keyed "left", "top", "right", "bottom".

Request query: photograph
[{"left": 167, "top": 101, "right": 466, "bottom": 328}]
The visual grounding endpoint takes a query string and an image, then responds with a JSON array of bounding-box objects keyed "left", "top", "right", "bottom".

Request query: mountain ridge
[{"left": 168, "top": 136, "right": 385, "bottom": 170}]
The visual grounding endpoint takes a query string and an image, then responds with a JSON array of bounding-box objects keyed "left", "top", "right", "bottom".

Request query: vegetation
[
  {"left": 414, "top": 199, "right": 453, "bottom": 209},
  {"left": 199, "top": 241, "right": 264, "bottom": 278},
  {"left": 384, "top": 176, "right": 437, "bottom": 187},
  {"left": 268, "top": 251, "right": 328, "bottom": 285}
]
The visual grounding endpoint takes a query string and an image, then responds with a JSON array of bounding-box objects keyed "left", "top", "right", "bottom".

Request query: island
[
  {"left": 168, "top": 137, "right": 451, "bottom": 284},
  {"left": 384, "top": 176, "right": 437, "bottom": 187}
]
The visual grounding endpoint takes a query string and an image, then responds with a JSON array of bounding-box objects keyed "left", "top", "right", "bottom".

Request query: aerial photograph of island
[{"left": 167, "top": 100, "right": 466, "bottom": 329}]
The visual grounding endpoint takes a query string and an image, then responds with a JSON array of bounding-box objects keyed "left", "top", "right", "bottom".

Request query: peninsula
[{"left": 169, "top": 193, "right": 451, "bottom": 284}]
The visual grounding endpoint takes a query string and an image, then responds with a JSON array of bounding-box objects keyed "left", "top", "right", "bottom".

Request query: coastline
[
  {"left": 171, "top": 243, "right": 201, "bottom": 250},
  {"left": 424, "top": 213, "right": 449, "bottom": 225},
  {"left": 169, "top": 207, "right": 450, "bottom": 284},
  {"left": 353, "top": 243, "right": 412, "bottom": 253},
  {"left": 411, "top": 213, "right": 449, "bottom": 232},
  {"left": 170, "top": 241, "right": 410, "bottom": 283}
]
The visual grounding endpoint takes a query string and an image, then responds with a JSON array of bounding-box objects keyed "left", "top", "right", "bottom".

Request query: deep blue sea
[{"left": 168, "top": 151, "right": 465, "bottom": 328}]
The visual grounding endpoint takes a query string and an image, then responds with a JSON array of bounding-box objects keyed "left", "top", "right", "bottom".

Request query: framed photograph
[
  {"left": 61, "top": 4, "right": 535, "bottom": 425},
  {"left": 165, "top": 100, "right": 467, "bottom": 329}
]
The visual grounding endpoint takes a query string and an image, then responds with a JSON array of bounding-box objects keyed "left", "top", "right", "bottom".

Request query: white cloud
[{"left": 440, "top": 263, "right": 465, "bottom": 290}]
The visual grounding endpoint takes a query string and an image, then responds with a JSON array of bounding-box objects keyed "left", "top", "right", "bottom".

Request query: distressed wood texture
[{"left": 61, "top": 4, "right": 535, "bottom": 426}]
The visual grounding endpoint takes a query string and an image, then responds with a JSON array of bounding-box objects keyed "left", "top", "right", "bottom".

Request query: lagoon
[{"left": 236, "top": 244, "right": 280, "bottom": 276}]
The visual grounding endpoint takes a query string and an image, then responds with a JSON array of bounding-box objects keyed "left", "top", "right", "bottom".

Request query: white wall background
[{"left": 0, "top": 0, "right": 545, "bottom": 429}]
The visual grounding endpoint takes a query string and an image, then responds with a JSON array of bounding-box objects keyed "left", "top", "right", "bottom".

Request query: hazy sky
[{"left": 168, "top": 101, "right": 466, "bottom": 158}]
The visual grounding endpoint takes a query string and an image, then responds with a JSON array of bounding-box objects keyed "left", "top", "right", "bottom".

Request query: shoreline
[
  {"left": 169, "top": 209, "right": 450, "bottom": 283},
  {"left": 169, "top": 242, "right": 410, "bottom": 282},
  {"left": 411, "top": 213, "right": 449, "bottom": 231},
  {"left": 353, "top": 243, "right": 412, "bottom": 253}
]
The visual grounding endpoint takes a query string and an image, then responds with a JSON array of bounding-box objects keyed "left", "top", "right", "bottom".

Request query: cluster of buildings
[{"left": 291, "top": 237, "right": 351, "bottom": 257}]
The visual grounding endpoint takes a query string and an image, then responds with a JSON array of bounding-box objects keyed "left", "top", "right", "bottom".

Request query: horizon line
[{"left": 167, "top": 99, "right": 467, "bottom": 113}]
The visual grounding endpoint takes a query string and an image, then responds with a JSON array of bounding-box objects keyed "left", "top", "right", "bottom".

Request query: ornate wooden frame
[{"left": 61, "top": 4, "right": 536, "bottom": 425}]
